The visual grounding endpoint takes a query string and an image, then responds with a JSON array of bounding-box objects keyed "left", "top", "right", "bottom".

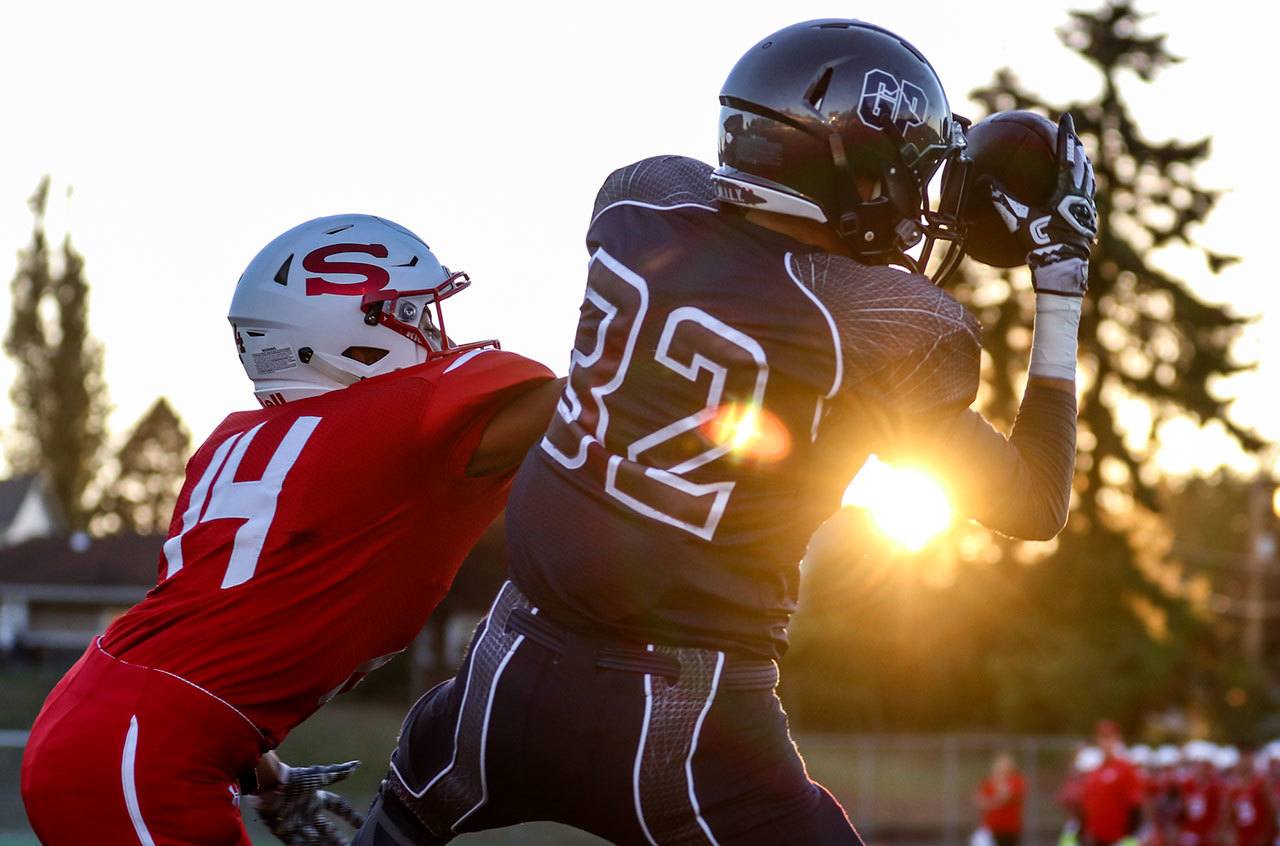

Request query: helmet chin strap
[{"left": 305, "top": 350, "right": 370, "bottom": 387}]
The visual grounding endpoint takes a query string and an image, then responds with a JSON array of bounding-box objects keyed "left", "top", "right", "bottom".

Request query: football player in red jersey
[
  {"left": 1177, "top": 749, "right": 1224, "bottom": 846},
  {"left": 20, "top": 214, "right": 561, "bottom": 846},
  {"left": 1081, "top": 722, "right": 1144, "bottom": 846},
  {"left": 1228, "top": 749, "right": 1275, "bottom": 846}
]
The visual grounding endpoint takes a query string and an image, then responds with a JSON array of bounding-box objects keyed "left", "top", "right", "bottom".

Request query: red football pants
[{"left": 21, "top": 639, "right": 265, "bottom": 845}]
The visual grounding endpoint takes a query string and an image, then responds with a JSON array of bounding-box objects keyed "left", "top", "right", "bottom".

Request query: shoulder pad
[
  {"left": 788, "top": 252, "right": 982, "bottom": 413},
  {"left": 591, "top": 156, "right": 717, "bottom": 224}
]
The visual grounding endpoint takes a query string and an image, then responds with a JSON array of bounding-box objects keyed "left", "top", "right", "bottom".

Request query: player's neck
[{"left": 742, "top": 209, "right": 852, "bottom": 257}]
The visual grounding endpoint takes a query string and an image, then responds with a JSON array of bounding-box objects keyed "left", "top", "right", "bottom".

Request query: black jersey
[{"left": 506, "top": 156, "right": 983, "bottom": 658}]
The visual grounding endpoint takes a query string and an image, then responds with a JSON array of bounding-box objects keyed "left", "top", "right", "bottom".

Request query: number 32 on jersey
[{"left": 541, "top": 247, "right": 768, "bottom": 541}]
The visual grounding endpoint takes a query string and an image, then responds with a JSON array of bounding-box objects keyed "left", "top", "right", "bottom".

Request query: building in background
[
  {"left": 0, "top": 503, "right": 509, "bottom": 675},
  {"left": 0, "top": 474, "right": 64, "bottom": 549},
  {"left": 0, "top": 534, "right": 157, "bottom": 657}
]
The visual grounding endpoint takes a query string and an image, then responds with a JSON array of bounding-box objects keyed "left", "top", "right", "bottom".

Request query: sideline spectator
[
  {"left": 1148, "top": 745, "right": 1183, "bottom": 846},
  {"left": 1176, "top": 742, "right": 1222, "bottom": 846},
  {"left": 1060, "top": 746, "right": 1103, "bottom": 846},
  {"left": 1228, "top": 748, "right": 1275, "bottom": 846},
  {"left": 1082, "top": 720, "right": 1144, "bottom": 846},
  {"left": 977, "top": 752, "right": 1027, "bottom": 846}
]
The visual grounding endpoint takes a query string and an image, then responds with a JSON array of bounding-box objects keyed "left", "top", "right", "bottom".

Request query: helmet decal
[
  {"left": 716, "top": 20, "right": 971, "bottom": 283},
  {"left": 302, "top": 243, "right": 391, "bottom": 297},
  {"left": 858, "top": 69, "right": 930, "bottom": 135},
  {"left": 228, "top": 214, "right": 496, "bottom": 405}
]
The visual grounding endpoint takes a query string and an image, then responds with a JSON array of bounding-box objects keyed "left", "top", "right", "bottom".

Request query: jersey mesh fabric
[
  {"left": 507, "top": 156, "right": 980, "bottom": 658},
  {"left": 101, "top": 350, "right": 552, "bottom": 745},
  {"left": 591, "top": 155, "right": 720, "bottom": 220},
  {"left": 636, "top": 646, "right": 721, "bottom": 844},
  {"left": 392, "top": 582, "right": 533, "bottom": 838},
  {"left": 785, "top": 252, "right": 980, "bottom": 413}
]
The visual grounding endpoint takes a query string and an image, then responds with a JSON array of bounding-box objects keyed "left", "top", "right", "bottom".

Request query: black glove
[
  {"left": 251, "top": 760, "right": 365, "bottom": 846},
  {"left": 986, "top": 113, "right": 1098, "bottom": 296}
]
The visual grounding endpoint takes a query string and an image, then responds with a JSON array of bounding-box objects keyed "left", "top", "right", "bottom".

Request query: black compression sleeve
[{"left": 880, "top": 382, "right": 1077, "bottom": 540}]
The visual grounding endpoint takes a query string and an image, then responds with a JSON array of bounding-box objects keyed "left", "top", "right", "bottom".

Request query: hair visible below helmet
[
  {"left": 714, "top": 19, "right": 971, "bottom": 282},
  {"left": 227, "top": 214, "right": 491, "bottom": 406}
]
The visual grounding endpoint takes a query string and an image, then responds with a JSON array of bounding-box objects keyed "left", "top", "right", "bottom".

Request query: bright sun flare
[{"left": 842, "top": 456, "right": 953, "bottom": 552}]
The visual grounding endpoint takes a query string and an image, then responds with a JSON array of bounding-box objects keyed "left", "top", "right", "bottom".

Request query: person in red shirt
[
  {"left": 1228, "top": 749, "right": 1276, "bottom": 846},
  {"left": 977, "top": 752, "right": 1027, "bottom": 846},
  {"left": 1176, "top": 752, "right": 1223, "bottom": 846},
  {"left": 1148, "top": 746, "right": 1184, "bottom": 846},
  {"left": 1082, "top": 721, "right": 1145, "bottom": 846},
  {"left": 20, "top": 214, "right": 562, "bottom": 846}
]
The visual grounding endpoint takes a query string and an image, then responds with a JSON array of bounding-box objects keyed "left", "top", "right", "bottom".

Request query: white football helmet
[
  {"left": 228, "top": 214, "right": 492, "bottom": 405},
  {"left": 1073, "top": 746, "right": 1103, "bottom": 772}
]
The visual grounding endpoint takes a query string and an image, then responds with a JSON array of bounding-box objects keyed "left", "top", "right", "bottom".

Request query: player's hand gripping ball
[
  {"left": 250, "top": 760, "right": 365, "bottom": 846},
  {"left": 962, "top": 110, "right": 1063, "bottom": 267}
]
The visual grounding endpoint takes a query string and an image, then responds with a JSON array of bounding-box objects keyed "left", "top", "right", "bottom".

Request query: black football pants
[{"left": 353, "top": 582, "right": 862, "bottom": 845}]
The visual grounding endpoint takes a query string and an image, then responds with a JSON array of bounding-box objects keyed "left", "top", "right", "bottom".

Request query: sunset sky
[{"left": 1, "top": 0, "right": 1275, "bottom": 479}]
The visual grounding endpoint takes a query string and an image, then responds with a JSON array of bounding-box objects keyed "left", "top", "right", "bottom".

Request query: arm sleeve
[
  {"left": 427, "top": 350, "right": 556, "bottom": 480},
  {"left": 789, "top": 253, "right": 1075, "bottom": 541},
  {"left": 881, "top": 383, "right": 1077, "bottom": 541}
]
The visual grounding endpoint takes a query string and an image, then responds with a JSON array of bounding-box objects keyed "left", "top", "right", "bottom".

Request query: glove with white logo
[
  {"left": 986, "top": 112, "right": 1098, "bottom": 296},
  {"left": 249, "top": 760, "right": 365, "bottom": 846}
]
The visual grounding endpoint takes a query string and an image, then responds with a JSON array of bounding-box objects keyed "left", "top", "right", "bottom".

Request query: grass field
[
  {"left": 1, "top": 665, "right": 1075, "bottom": 844},
  {"left": 1, "top": 688, "right": 606, "bottom": 845}
]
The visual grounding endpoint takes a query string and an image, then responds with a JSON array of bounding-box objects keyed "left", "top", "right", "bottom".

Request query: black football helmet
[{"left": 714, "top": 19, "right": 972, "bottom": 283}]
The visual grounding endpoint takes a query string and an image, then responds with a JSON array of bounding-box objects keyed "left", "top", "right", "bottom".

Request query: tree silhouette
[
  {"left": 4, "top": 178, "right": 108, "bottom": 529},
  {"left": 954, "top": 0, "right": 1269, "bottom": 728},
  {"left": 96, "top": 398, "right": 191, "bottom": 535},
  {"left": 785, "top": 2, "right": 1270, "bottom": 734},
  {"left": 963, "top": 1, "right": 1260, "bottom": 521}
]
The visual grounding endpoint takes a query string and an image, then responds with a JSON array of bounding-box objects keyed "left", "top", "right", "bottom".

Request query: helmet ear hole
[{"left": 341, "top": 346, "right": 389, "bottom": 365}]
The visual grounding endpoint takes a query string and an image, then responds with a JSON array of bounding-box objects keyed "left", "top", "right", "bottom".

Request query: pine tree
[
  {"left": 963, "top": 1, "right": 1260, "bottom": 521},
  {"left": 97, "top": 398, "right": 191, "bottom": 535},
  {"left": 785, "top": 2, "right": 1269, "bottom": 734},
  {"left": 4, "top": 178, "right": 108, "bottom": 529},
  {"left": 951, "top": 0, "right": 1267, "bottom": 730}
]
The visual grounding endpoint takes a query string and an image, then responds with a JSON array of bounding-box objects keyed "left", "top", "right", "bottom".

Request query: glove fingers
[
  {"left": 320, "top": 791, "right": 366, "bottom": 828},
  {"left": 1070, "top": 136, "right": 1087, "bottom": 191},
  {"left": 298, "top": 760, "right": 361, "bottom": 787},
  {"left": 317, "top": 790, "right": 358, "bottom": 818},
  {"left": 314, "top": 815, "right": 342, "bottom": 845},
  {"left": 989, "top": 185, "right": 1029, "bottom": 234},
  {"left": 1055, "top": 113, "right": 1076, "bottom": 171}
]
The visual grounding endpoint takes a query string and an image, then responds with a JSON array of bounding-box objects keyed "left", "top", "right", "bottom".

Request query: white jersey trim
[
  {"left": 451, "top": 612, "right": 533, "bottom": 831},
  {"left": 686, "top": 652, "right": 726, "bottom": 846},
  {"left": 96, "top": 638, "right": 266, "bottom": 744},
  {"left": 400, "top": 582, "right": 512, "bottom": 799},
  {"left": 783, "top": 252, "right": 844, "bottom": 400},
  {"left": 443, "top": 347, "right": 497, "bottom": 374},
  {"left": 633, "top": 645, "right": 660, "bottom": 846},
  {"left": 590, "top": 200, "right": 717, "bottom": 229},
  {"left": 122, "top": 715, "right": 158, "bottom": 846}
]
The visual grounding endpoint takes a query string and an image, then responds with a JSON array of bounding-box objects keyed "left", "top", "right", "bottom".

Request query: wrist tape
[{"left": 1029, "top": 293, "right": 1082, "bottom": 381}]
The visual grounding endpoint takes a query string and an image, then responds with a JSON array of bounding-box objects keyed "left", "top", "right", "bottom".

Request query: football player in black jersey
[{"left": 357, "top": 19, "right": 1095, "bottom": 846}]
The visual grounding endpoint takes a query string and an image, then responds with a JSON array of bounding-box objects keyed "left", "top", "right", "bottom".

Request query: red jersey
[
  {"left": 1082, "top": 755, "right": 1144, "bottom": 843},
  {"left": 101, "top": 349, "right": 552, "bottom": 746},
  {"left": 1229, "top": 776, "right": 1274, "bottom": 846},
  {"left": 1178, "top": 774, "right": 1222, "bottom": 843},
  {"left": 980, "top": 773, "right": 1025, "bottom": 834}
]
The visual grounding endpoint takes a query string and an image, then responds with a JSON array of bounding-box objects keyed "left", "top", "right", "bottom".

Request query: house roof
[
  {"left": 0, "top": 533, "right": 162, "bottom": 588},
  {"left": 0, "top": 474, "right": 38, "bottom": 530},
  {"left": 0, "top": 517, "right": 509, "bottom": 611}
]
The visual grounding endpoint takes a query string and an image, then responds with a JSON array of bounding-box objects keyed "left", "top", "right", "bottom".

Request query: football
[{"left": 962, "top": 110, "right": 1059, "bottom": 268}]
